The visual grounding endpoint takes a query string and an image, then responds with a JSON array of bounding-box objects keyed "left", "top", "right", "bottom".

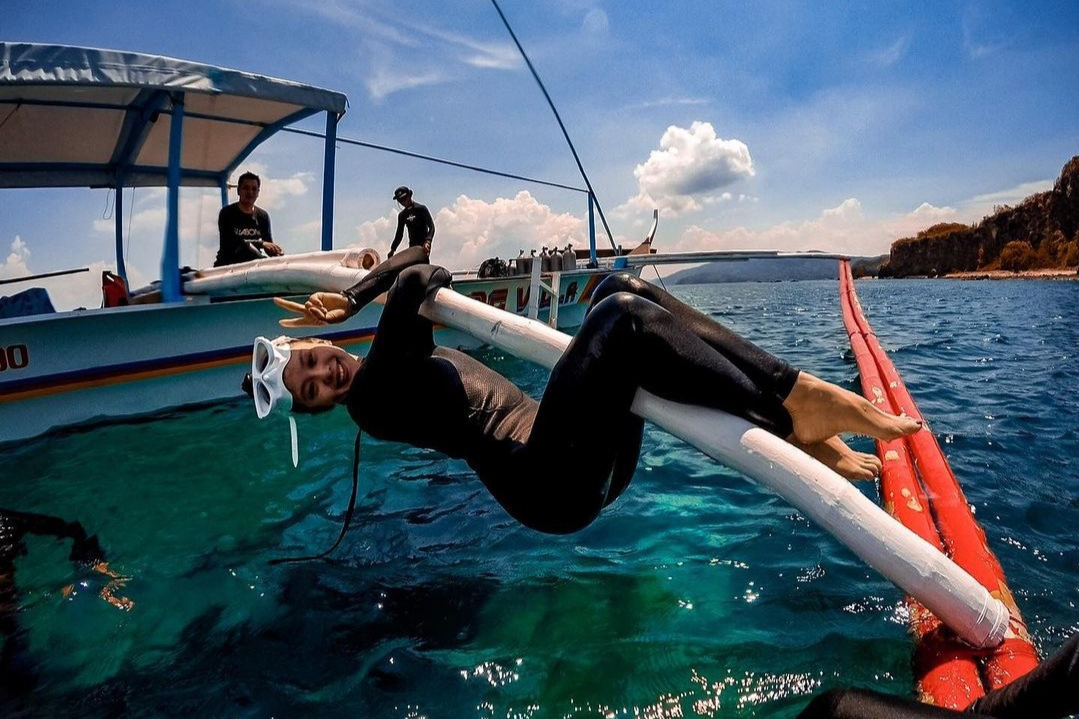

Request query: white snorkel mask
[{"left": 251, "top": 335, "right": 299, "bottom": 467}]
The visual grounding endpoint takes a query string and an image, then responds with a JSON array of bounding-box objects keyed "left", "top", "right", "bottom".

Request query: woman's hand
[{"left": 275, "top": 292, "right": 352, "bottom": 327}]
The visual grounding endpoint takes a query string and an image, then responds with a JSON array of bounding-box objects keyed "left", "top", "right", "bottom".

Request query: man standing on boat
[
  {"left": 387, "top": 186, "right": 435, "bottom": 258},
  {"left": 214, "top": 172, "right": 284, "bottom": 267}
]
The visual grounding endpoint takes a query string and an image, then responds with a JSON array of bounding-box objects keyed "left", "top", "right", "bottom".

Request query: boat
[{"left": 0, "top": 42, "right": 645, "bottom": 444}]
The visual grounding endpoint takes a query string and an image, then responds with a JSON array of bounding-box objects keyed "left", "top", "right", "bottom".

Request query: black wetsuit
[
  {"left": 389, "top": 202, "right": 435, "bottom": 255},
  {"left": 342, "top": 247, "right": 799, "bottom": 534},
  {"left": 215, "top": 203, "right": 273, "bottom": 266},
  {"left": 797, "top": 633, "right": 1079, "bottom": 718}
]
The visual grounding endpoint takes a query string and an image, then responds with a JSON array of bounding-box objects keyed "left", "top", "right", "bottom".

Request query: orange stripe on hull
[{"left": 0, "top": 334, "right": 374, "bottom": 404}]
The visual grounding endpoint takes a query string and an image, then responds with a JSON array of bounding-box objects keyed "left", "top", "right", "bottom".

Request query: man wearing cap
[{"left": 387, "top": 186, "right": 435, "bottom": 259}]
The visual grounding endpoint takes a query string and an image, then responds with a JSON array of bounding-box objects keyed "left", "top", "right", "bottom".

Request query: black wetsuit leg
[
  {"left": 968, "top": 633, "right": 1079, "bottom": 718},
  {"left": 797, "top": 688, "right": 990, "bottom": 718},
  {"left": 502, "top": 288, "right": 801, "bottom": 533},
  {"left": 585, "top": 280, "right": 799, "bottom": 435},
  {"left": 797, "top": 634, "right": 1079, "bottom": 718},
  {"left": 590, "top": 273, "right": 800, "bottom": 415}
]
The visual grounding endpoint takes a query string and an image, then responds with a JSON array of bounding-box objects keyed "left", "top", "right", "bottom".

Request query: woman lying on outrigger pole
[{"left": 245, "top": 245, "right": 920, "bottom": 536}]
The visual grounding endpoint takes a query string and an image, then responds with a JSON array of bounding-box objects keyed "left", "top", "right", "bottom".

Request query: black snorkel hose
[{"left": 269, "top": 431, "right": 362, "bottom": 565}]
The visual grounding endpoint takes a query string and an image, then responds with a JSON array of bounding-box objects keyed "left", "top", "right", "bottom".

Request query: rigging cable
[
  {"left": 489, "top": 0, "right": 619, "bottom": 253},
  {"left": 281, "top": 127, "right": 586, "bottom": 194}
]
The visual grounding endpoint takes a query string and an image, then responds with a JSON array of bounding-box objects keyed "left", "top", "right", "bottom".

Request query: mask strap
[
  {"left": 268, "top": 431, "right": 362, "bottom": 565},
  {"left": 289, "top": 415, "right": 299, "bottom": 468}
]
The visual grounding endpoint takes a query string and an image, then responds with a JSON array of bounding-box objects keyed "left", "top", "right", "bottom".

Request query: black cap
[{"left": 393, "top": 185, "right": 412, "bottom": 201}]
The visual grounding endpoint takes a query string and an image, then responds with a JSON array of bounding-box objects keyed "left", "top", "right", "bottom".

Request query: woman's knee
[
  {"left": 591, "top": 273, "right": 651, "bottom": 308},
  {"left": 587, "top": 290, "right": 663, "bottom": 327}
]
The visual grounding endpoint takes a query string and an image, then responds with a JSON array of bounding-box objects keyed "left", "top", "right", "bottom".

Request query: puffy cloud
[
  {"left": 232, "top": 167, "right": 310, "bottom": 210},
  {"left": 0, "top": 236, "right": 31, "bottom": 280},
  {"left": 0, "top": 235, "right": 155, "bottom": 311},
  {"left": 618, "top": 122, "right": 755, "bottom": 218},
  {"left": 351, "top": 191, "right": 588, "bottom": 270},
  {"left": 667, "top": 198, "right": 959, "bottom": 257}
]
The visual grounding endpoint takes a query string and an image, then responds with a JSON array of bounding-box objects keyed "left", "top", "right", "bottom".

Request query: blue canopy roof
[{"left": 0, "top": 42, "right": 348, "bottom": 188}]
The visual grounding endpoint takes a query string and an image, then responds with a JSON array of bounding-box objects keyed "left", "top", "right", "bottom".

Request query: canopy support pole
[
  {"left": 161, "top": 94, "right": 185, "bottom": 302},
  {"left": 321, "top": 111, "right": 339, "bottom": 251},
  {"left": 113, "top": 184, "right": 127, "bottom": 282},
  {"left": 587, "top": 193, "right": 597, "bottom": 266}
]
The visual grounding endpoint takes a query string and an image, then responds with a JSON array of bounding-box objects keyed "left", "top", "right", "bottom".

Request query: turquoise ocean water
[{"left": 2, "top": 279, "right": 1077, "bottom": 717}]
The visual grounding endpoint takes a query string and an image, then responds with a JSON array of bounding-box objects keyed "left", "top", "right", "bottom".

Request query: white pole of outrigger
[{"left": 422, "top": 288, "right": 1010, "bottom": 649}]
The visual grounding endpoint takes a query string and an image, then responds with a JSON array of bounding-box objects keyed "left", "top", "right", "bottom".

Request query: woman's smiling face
[{"left": 282, "top": 339, "right": 361, "bottom": 412}]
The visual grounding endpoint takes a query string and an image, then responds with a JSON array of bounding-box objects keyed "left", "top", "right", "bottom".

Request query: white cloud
[
  {"left": 414, "top": 25, "right": 520, "bottom": 70},
  {"left": 968, "top": 179, "right": 1053, "bottom": 210},
  {"left": 0, "top": 235, "right": 157, "bottom": 311},
  {"left": 961, "top": 6, "right": 1011, "bottom": 59},
  {"left": 871, "top": 36, "right": 910, "bottom": 67},
  {"left": 259, "top": 174, "right": 310, "bottom": 209},
  {"left": 287, "top": 3, "right": 518, "bottom": 98},
  {"left": 350, "top": 191, "right": 588, "bottom": 270},
  {"left": 617, "top": 121, "right": 755, "bottom": 218},
  {"left": 0, "top": 236, "right": 31, "bottom": 280},
  {"left": 366, "top": 65, "right": 447, "bottom": 101},
  {"left": 625, "top": 96, "right": 710, "bottom": 111},
  {"left": 666, "top": 198, "right": 960, "bottom": 257},
  {"left": 583, "top": 8, "right": 609, "bottom": 35}
]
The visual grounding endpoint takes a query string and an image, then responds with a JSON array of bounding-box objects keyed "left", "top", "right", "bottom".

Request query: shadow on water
[{"left": 23, "top": 570, "right": 502, "bottom": 718}]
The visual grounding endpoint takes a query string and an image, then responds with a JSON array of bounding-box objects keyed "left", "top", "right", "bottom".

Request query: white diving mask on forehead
[{"left": 251, "top": 335, "right": 300, "bottom": 467}]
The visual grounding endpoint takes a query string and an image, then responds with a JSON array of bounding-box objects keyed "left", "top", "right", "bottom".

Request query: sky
[{"left": 3, "top": 0, "right": 1078, "bottom": 310}]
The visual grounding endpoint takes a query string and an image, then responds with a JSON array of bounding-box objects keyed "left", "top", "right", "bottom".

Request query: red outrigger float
[{"left": 837, "top": 260, "right": 1040, "bottom": 708}]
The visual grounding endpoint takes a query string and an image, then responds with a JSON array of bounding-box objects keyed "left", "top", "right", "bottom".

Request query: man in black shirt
[
  {"left": 387, "top": 185, "right": 435, "bottom": 258},
  {"left": 214, "top": 172, "right": 284, "bottom": 267}
]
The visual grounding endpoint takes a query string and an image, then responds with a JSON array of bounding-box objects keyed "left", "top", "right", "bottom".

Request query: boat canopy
[
  {"left": 0, "top": 43, "right": 348, "bottom": 299},
  {"left": 0, "top": 42, "right": 347, "bottom": 189}
]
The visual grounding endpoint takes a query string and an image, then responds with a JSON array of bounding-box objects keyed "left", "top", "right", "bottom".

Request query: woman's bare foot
[
  {"left": 795, "top": 436, "right": 882, "bottom": 481},
  {"left": 783, "top": 372, "right": 922, "bottom": 445}
]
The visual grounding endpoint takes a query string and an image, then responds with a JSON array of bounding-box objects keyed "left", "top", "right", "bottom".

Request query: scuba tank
[
  {"left": 561, "top": 244, "right": 576, "bottom": 272},
  {"left": 522, "top": 249, "right": 535, "bottom": 276},
  {"left": 514, "top": 249, "right": 527, "bottom": 275},
  {"left": 549, "top": 245, "right": 564, "bottom": 272}
]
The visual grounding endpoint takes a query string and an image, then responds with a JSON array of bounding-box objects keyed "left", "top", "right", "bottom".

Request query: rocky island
[{"left": 880, "top": 156, "right": 1079, "bottom": 278}]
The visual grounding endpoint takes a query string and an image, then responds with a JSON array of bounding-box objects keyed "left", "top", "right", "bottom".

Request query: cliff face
[{"left": 881, "top": 156, "right": 1079, "bottom": 277}]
